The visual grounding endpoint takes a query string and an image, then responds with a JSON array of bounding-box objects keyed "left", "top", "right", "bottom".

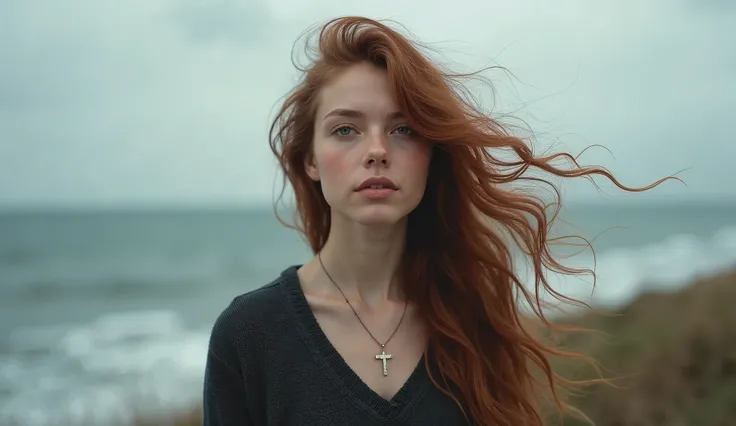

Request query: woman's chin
[{"left": 350, "top": 205, "right": 408, "bottom": 226}]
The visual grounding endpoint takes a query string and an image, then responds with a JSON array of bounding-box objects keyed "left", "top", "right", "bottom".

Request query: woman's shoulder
[{"left": 208, "top": 265, "right": 300, "bottom": 349}]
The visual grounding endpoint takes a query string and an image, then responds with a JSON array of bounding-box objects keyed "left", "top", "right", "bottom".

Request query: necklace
[{"left": 317, "top": 252, "right": 408, "bottom": 377}]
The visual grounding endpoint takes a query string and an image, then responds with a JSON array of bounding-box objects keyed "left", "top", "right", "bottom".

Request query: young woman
[{"left": 203, "top": 16, "right": 671, "bottom": 426}]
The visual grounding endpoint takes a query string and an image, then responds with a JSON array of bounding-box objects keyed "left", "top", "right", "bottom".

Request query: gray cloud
[
  {"left": 0, "top": 0, "right": 734, "bottom": 208},
  {"left": 687, "top": 0, "right": 736, "bottom": 13},
  {"left": 169, "top": 0, "right": 274, "bottom": 45}
]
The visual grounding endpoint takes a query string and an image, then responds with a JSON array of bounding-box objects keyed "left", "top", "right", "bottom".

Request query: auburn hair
[{"left": 269, "top": 16, "right": 674, "bottom": 426}]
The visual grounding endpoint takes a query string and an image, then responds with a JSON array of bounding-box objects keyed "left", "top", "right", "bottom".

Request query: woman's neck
[{"left": 315, "top": 213, "right": 407, "bottom": 306}]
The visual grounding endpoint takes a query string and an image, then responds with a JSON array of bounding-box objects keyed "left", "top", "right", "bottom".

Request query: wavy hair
[{"left": 269, "top": 16, "right": 674, "bottom": 425}]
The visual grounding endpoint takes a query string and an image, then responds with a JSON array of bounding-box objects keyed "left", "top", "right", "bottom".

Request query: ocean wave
[
  {"left": 525, "top": 225, "right": 736, "bottom": 312},
  {"left": 0, "top": 311, "right": 208, "bottom": 426},
  {"left": 1, "top": 278, "right": 206, "bottom": 302}
]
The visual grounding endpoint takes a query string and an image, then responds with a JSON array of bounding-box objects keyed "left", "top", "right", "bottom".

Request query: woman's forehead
[{"left": 316, "top": 64, "right": 401, "bottom": 121}]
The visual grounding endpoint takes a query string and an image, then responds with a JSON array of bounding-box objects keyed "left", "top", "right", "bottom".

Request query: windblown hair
[{"left": 269, "top": 16, "right": 674, "bottom": 426}]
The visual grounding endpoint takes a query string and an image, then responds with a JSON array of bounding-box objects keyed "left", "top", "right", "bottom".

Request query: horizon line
[{"left": 1, "top": 197, "right": 735, "bottom": 215}]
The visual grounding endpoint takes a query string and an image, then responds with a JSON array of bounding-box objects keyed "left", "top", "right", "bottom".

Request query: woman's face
[{"left": 307, "top": 62, "right": 433, "bottom": 226}]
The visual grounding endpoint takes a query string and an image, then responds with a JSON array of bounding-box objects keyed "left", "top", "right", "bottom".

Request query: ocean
[{"left": 1, "top": 204, "right": 735, "bottom": 425}]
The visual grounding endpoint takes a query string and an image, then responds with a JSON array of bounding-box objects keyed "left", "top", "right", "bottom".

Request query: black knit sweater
[{"left": 202, "top": 265, "right": 469, "bottom": 425}]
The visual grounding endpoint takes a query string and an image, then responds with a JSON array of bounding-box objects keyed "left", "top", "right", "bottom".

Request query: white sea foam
[
  {"left": 528, "top": 225, "right": 736, "bottom": 313},
  {"left": 0, "top": 310, "right": 208, "bottom": 426}
]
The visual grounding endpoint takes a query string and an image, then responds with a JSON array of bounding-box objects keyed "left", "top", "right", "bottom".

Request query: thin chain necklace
[{"left": 317, "top": 251, "right": 408, "bottom": 377}]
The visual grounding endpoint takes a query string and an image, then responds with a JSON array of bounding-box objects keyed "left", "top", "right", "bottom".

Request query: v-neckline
[{"left": 281, "top": 265, "right": 431, "bottom": 421}]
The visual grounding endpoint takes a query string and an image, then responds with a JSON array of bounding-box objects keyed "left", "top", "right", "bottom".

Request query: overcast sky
[{"left": 0, "top": 0, "right": 734, "bottom": 209}]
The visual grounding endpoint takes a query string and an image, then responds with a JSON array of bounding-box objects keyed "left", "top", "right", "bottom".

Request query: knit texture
[{"left": 203, "top": 265, "right": 469, "bottom": 425}]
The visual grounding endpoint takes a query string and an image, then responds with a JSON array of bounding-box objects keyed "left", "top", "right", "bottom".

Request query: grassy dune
[
  {"left": 553, "top": 268, "right": 736, "bottom": 425},
  {"left": 138, "top": 268, "right": 736, "bottom": 426}
]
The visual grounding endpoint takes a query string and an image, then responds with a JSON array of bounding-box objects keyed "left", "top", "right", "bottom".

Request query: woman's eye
[
  {"left": 394, "top": 126, "right": 414, "bottom": 135},
  {"left": 335, "top": 126, "right": 355, "bottom": 136}
]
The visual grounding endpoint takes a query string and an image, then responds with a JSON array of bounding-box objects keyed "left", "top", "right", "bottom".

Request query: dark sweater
[{"left": 203, "top": 265, "right": 469, "bottom": 426}]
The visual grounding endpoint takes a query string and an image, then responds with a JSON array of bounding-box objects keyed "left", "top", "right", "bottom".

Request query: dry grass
[
  {"left": 133, "top": 408, "right": 201, "bottom": 426},
  {"left": 551, "top": 268, "right": 736, "bottom": 426}
]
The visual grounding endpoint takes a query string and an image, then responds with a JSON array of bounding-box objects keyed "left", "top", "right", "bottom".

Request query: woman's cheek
[{"left": 318, "top": 146, "right": 351, "bottom": 182}]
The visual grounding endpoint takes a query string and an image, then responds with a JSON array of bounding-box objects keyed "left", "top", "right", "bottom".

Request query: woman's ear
[{"left": 305, "top": 153, "right": 320, "bottom": 181}]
